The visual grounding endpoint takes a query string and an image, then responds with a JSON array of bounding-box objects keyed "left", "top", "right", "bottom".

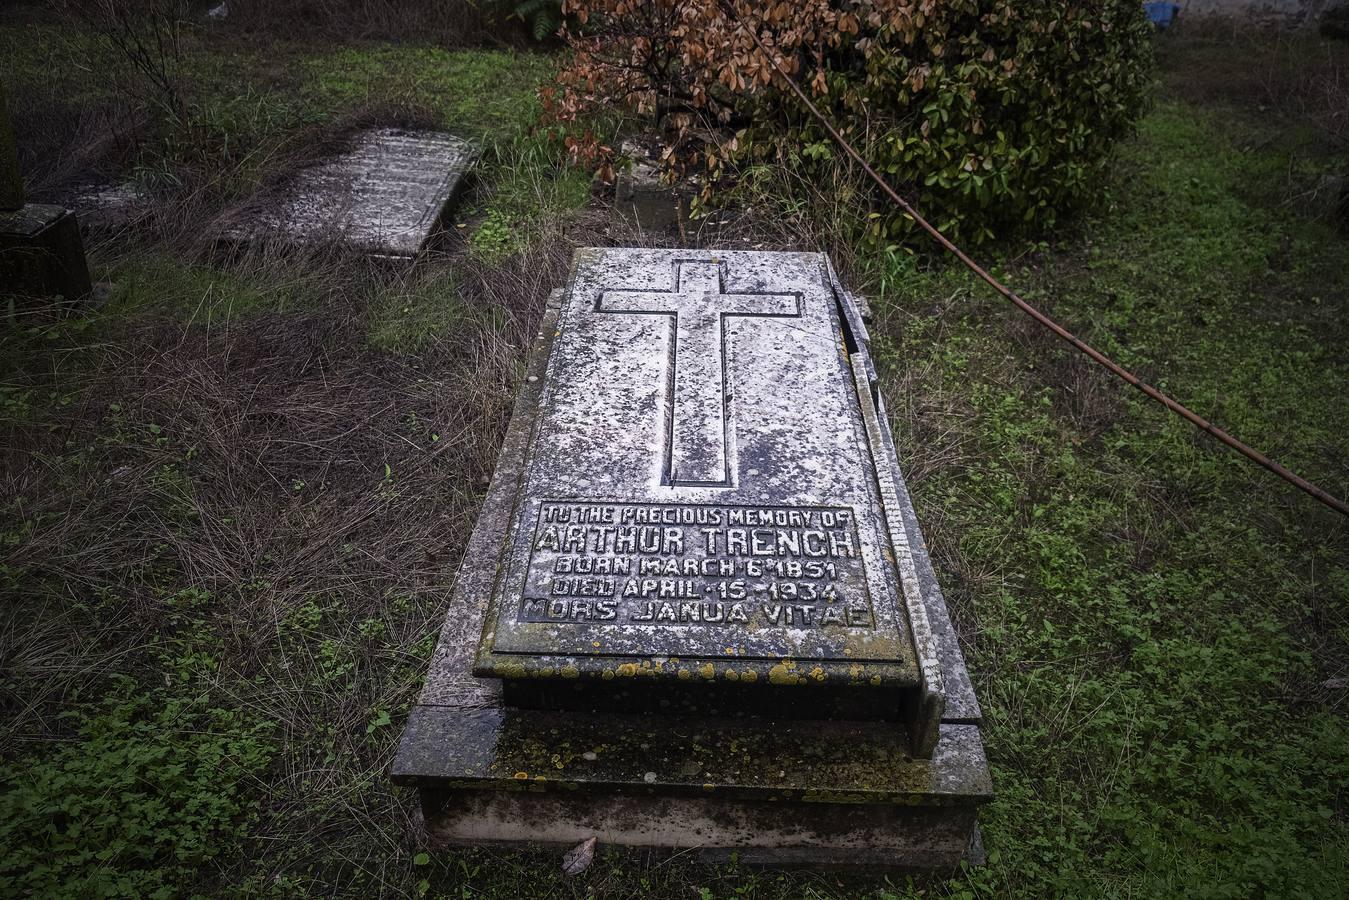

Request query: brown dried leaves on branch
[
  {"left": 547, "top": 0, "right": 942, "bottom": 188},
  {"left": 551, "top": 1, "right": 929, "bottom": 122},
  {"left": 552, "top": 2, "right": 1153, "bottom": 244}
]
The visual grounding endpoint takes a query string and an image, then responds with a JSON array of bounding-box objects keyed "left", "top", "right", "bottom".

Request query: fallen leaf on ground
[{"left": 561, "top": 836, "right": 597, "bottom": 875}]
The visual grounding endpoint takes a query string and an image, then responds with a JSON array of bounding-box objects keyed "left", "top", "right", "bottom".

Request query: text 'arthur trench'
[{"left": 518, "top": 501, "right": 875, "bottom": 630}]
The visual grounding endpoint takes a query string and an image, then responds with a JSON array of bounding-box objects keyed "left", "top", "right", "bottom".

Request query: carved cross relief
[{"left": 598, "top": 260, "right": 801, "bottom": 486}]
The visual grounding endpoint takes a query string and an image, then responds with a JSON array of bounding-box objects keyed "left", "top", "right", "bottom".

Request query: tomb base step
[
  {"left": 414, "top": 785, "right": 985, "bottom": 870},
  {"left": 394, "top": 706, "right": 988, "bottom": 805},
  {"left": 393, "top": 705, "right": 989, "bottom": 869}
]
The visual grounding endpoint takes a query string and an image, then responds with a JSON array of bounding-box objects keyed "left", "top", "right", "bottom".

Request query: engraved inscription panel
[{"left": 520, "top": 500, "right": 875, "bottom": 632}]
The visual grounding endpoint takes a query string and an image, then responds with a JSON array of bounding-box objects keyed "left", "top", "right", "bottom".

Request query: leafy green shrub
[
  {"left": 0, "top": 681, "right": 273, "bottom": 898},
  {"left": 556, "top": 1, "right": 1154, "bottom": 245}
]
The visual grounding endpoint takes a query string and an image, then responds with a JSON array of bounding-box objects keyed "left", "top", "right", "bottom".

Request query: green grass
[
  {"left": 2, "top": 15, "right": 557, "bottom": 208},
  {"left": 301, "top": 46, "right": 554, "bottom": 142},
  {"left": 2, "top": 16, "right": 1347, "bottom": 900},
  {"left": 100, "top": 253, "right": 301, "bottom": 320},
  {"left": 857, "top": 96, "right": 1349, "bottom": 899},
  {"left": 467, "top": 141, "right": 594, "bottom": 263}
]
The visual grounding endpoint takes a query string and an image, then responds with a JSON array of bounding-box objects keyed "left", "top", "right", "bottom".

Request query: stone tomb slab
[
  {"left": 473, "top": 250, "right": 938, "bottom": 735},
  {"left": 233, "top": 128, "right": 475, "bottom": 258},
  {"left": 392, "top": 249, "right": 988, "bottom": 867}
]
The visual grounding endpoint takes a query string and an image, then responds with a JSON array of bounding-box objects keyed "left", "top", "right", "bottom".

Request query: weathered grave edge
[
  {"left": 824, "top": 256, "right": 981, "bottom": 726},
  {"left": 392, "top": 252, "right": 990, "bottom": 865}
]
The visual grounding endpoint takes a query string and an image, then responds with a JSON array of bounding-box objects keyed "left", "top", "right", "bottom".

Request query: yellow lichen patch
[
  {"left": 699, "top": 663, "right": 716, "bottom": 680},
  {"left": 768, "top": 662, "right": 803, "bottom": 685},
  {"left": 616, "top": 662, "right": 640, "bottom": 678},
  {"left": 560, "top": 665, "right": 580, "bottom": 679},
  {"left": 601, "top": 669, "right": 615, "bottom": 680},
  {"left": 870, "top": 675, "right": 882, "bottom": 686},
  {"left": 724, "top": 668, "right": 739, "bottom": 681},
  {"left": 849, "top": 664, "right": 864, "bottom": 679},
  {"left": 702, "top": 783, "right": 716, "bottom": 792},
  {"left": 740, "top": 669, "right": 758, "bottom": 683},
  {"left": 677, "top": 668, "right": 693, "bottom": 681},
  {"left": 512, "top": 771, "right": 529, "bottom": 780},
  {"left": 810, "top": 666, "right": 826, "bottom": 682}
]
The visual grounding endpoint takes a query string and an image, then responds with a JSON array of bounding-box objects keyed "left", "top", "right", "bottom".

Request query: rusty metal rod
[{"left": 720, "top": 1, "right": 1349, "bottom": 518}]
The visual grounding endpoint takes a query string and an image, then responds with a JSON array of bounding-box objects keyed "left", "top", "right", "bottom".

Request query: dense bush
[{"left": 554, "top": 1, "right": 1154, "bottom": 244}]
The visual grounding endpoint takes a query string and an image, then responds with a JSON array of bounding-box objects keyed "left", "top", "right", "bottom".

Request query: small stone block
[{"left": 0, "top": 204, "right": 93, "bottom": 301}]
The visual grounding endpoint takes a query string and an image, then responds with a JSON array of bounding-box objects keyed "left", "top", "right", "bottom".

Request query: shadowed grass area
[
  {"left": 1, "top": 12, "right": 1346, "bottom": 900},
  {"left": 0, "top": 10, "right": 555, "bottom": 211}
]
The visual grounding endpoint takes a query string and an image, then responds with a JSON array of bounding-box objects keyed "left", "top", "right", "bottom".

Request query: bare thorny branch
[{"left": 65, "top": 0, "right": 188, "bottom": 119}]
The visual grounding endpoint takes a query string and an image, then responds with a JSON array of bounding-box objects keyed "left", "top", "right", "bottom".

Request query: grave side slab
[{"left": 825, "top": 258, "right": 981, "bottom": 724}]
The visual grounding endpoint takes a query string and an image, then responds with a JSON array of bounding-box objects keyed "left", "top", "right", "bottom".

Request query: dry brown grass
[{"left": 0, "top": 190, "right": 619, "bottom": 885}]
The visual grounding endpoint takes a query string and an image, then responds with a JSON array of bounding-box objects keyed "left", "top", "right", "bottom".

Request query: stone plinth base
[
  {"left": 418, "top": 791, "right": 985, "bottom": 870},
  {"left": 398, "top": 706, "right": 989, "bottom": 868}
]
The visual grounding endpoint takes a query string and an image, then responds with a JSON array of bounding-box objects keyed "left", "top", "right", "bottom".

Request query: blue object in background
[{"left": 1145, "top": 3, "right": 1180, "bottom": 30}]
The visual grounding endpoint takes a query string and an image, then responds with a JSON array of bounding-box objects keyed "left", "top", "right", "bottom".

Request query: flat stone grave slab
[
  {"left": 475, "top": 250, "right": 938, "bottom": 733},
  {"left": 229, "top": 128, "right": 475, "bottom": 258},
  {"left": 394, "top": 248, "right": 988, "bottom": 868}
]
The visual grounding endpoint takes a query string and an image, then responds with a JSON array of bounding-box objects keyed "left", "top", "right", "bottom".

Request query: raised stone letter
[{"left": 598, "top": 260, "right": 800, "bottom": 486}]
